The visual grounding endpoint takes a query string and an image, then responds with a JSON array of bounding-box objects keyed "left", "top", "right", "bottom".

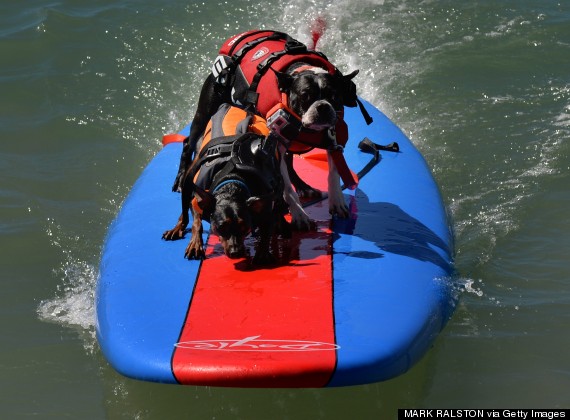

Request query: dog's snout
[
  {"left": 315, "top": 101, "right": 332, "bottom": 113},
  {"left": 223, "top": 236, "right": 246, "bottom": 259},
  {"left": 302, "top": 100, "right": 337, "bottom": 130}
]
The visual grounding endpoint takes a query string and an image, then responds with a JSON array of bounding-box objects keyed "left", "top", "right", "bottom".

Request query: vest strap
[
  {"left": 356, "top": 97, "right": 374, "bottom": 125},
  {"left": 211, "top": 179, "right": 251, "bottom": 196}
]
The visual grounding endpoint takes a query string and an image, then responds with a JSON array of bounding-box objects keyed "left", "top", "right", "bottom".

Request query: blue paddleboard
[{"left": 96, "top": 98, "right": 455, "bottom": 387}]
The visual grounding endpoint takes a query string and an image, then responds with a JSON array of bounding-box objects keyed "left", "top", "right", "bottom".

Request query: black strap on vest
[
  {"left": 188, "top": 132, "right": 282, "bottom": 200},
  {"left": 197, "top": 135, "right": 237, "bottom": 162},
  {"left": 356, "top": 98, "right": 374, "bottom": 125},
  {"left": 215, "top": 31, "right": 290, "bottom": 93},
  {"left": 185, "top": 135, "right": 240, "bottom": 194},
  {"left": 228, "top": 31, "right": 286, "bottom": 56}
]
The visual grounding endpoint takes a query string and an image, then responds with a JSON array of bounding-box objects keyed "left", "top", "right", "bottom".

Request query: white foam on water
[
  {"left": 277, "top": 0, "right": 413, "bottom": 112},
  {"left": 37, "top": 257, "right": 97, "bottom": 331},
  {"left": 461, "top": 278, "right": 484, "bottom": 298},
  {"left": 37, "top": 218, "right": 98, "bottom": 352},
  {"left": 453, "top": 81, "right": 568, "bottom": 244}
]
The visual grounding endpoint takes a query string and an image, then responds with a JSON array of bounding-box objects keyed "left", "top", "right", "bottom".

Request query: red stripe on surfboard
[{"left": 171, "top": 153, "right": 337, "bottom": 387}]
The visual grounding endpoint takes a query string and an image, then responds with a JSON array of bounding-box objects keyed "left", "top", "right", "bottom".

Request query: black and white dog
[{"left": 172, "top": 31, "right": 361, "bottom": 229}]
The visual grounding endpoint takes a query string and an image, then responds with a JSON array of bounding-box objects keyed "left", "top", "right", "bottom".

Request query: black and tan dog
[
  {"left": 163, "top": 104, "right": 286, "bottom": 266},
  {"left": 172, "top": 30, "right": 368, "bottom": 230}
]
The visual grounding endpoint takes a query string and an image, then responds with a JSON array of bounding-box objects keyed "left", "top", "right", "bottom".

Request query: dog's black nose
[
  {"left": 315, "top": 101, "right": 331, "bottom": 112},
  {"left": 227, "top": 247, "right": 246, "bottom": 259},
  {"left": 314, "top": 100, "right": 337, "bottom": 122}
]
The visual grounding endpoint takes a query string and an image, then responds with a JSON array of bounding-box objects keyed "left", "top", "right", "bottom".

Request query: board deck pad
[
  {"left": 172, "top": 157, "right": 338, "bottom": 387},
  {"left": 97, "top": 100, "right": 456, "bottom": 387}
]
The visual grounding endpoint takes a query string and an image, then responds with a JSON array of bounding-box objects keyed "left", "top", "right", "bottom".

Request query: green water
[{"left": 1, "top": 0, "right": 569, "bottom": 418}]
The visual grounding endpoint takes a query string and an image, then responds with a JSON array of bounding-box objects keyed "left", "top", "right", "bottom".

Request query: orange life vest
[{"left": 191, "top": 104, "right": 280, "bottom": 216}]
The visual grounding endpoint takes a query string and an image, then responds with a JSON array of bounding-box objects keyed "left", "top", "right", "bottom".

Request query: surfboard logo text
[{"left": 175, "top": 335, "right": 340, "bottom": 352}]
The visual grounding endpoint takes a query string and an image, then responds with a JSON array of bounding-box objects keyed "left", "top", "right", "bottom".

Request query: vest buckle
[{"left": 285, "top": 40, "right": 307, "bottom": 54}]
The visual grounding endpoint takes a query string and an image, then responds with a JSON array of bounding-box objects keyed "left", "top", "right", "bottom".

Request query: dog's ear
[
  {"left": 246, "top": 197, "right": 269, "bottom": 214},
  {"left": 344, "top": 69, "right": 359, "bottom": 80},
  {"left": 274, "top": 71, "right": 294, "bottom": 92},
  {"left": 194, "top": 185, "right": 216, "bottom": 213},
  {"left": 341, "top": 69, "right": 360, "bottom": 107}
]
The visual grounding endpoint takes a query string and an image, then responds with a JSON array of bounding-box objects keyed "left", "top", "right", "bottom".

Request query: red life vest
[
  {"left": 212, "top": 30, "right": 349, "bottom": 153},
  {"left": 211, "top": 30, "right": 356, "bottom": 188}
]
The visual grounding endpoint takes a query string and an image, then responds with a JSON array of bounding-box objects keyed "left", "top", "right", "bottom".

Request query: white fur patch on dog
[
  {"left": 310, "top": 67, "right": 328, "bottom": 74},
  {"left": 293, "top": 65, "right": 329, "bottom": 75}
]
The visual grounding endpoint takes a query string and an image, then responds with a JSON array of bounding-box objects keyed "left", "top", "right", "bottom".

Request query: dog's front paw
[
  {"left": 162, "top": 225, "right": 186, "bottom": 240},
  {"left": 290, "top": 211, "right": 316, "bottom": 231},
  {"left": 328, "top": 194, "right": 349, "bottom": 218},
  {"left": 329, "top": 202, "right": 349, "bottom": 218},
  {"left": 184, "top": 236, "right": 205, "bottom": 260},
  {"left": 327, "top": 176, "right": 350, "bottom": 217}
]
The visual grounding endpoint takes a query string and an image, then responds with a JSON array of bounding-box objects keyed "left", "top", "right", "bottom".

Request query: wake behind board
[{"left": 96, "top": 98, "right": 455, "bottom": 387}]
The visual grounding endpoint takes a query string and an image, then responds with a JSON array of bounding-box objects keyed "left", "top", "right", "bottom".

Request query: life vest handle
[{"left": 162, "top": 133, "right": 186, "bottom": 146}]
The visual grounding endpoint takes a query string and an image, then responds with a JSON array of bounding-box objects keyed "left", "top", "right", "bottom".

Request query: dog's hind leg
[
  {"left": 163, "top": 166, "right": 196, "bottom": 241},
  {"left": 172, "top": 73, "right": 225, "bottom": 192}
]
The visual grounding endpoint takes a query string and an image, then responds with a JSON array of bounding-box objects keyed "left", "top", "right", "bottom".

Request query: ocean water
[{"left": 1, "top": 0, "right": 569, "bottom": 418}]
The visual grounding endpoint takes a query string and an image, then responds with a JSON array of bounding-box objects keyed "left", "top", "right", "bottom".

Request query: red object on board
[{"left": 162, "top": 133, "right": 186, "bottom": 146}]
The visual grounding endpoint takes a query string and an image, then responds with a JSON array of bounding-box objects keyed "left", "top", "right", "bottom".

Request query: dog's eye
[
  {"left": 323, "top": 87, "right": 341, "bottom": 106},
  {"left": 297, "top": 91, "right": 312, "bottom": 108},
  {"left": 214, "top": 219, "right": 250, "bottom": 240},
  {"left": 239, "top": 223, "right": 250, "bottom": 236},
  {"left": 214, "top": 221, "right": 230, "bottom": 239}
]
